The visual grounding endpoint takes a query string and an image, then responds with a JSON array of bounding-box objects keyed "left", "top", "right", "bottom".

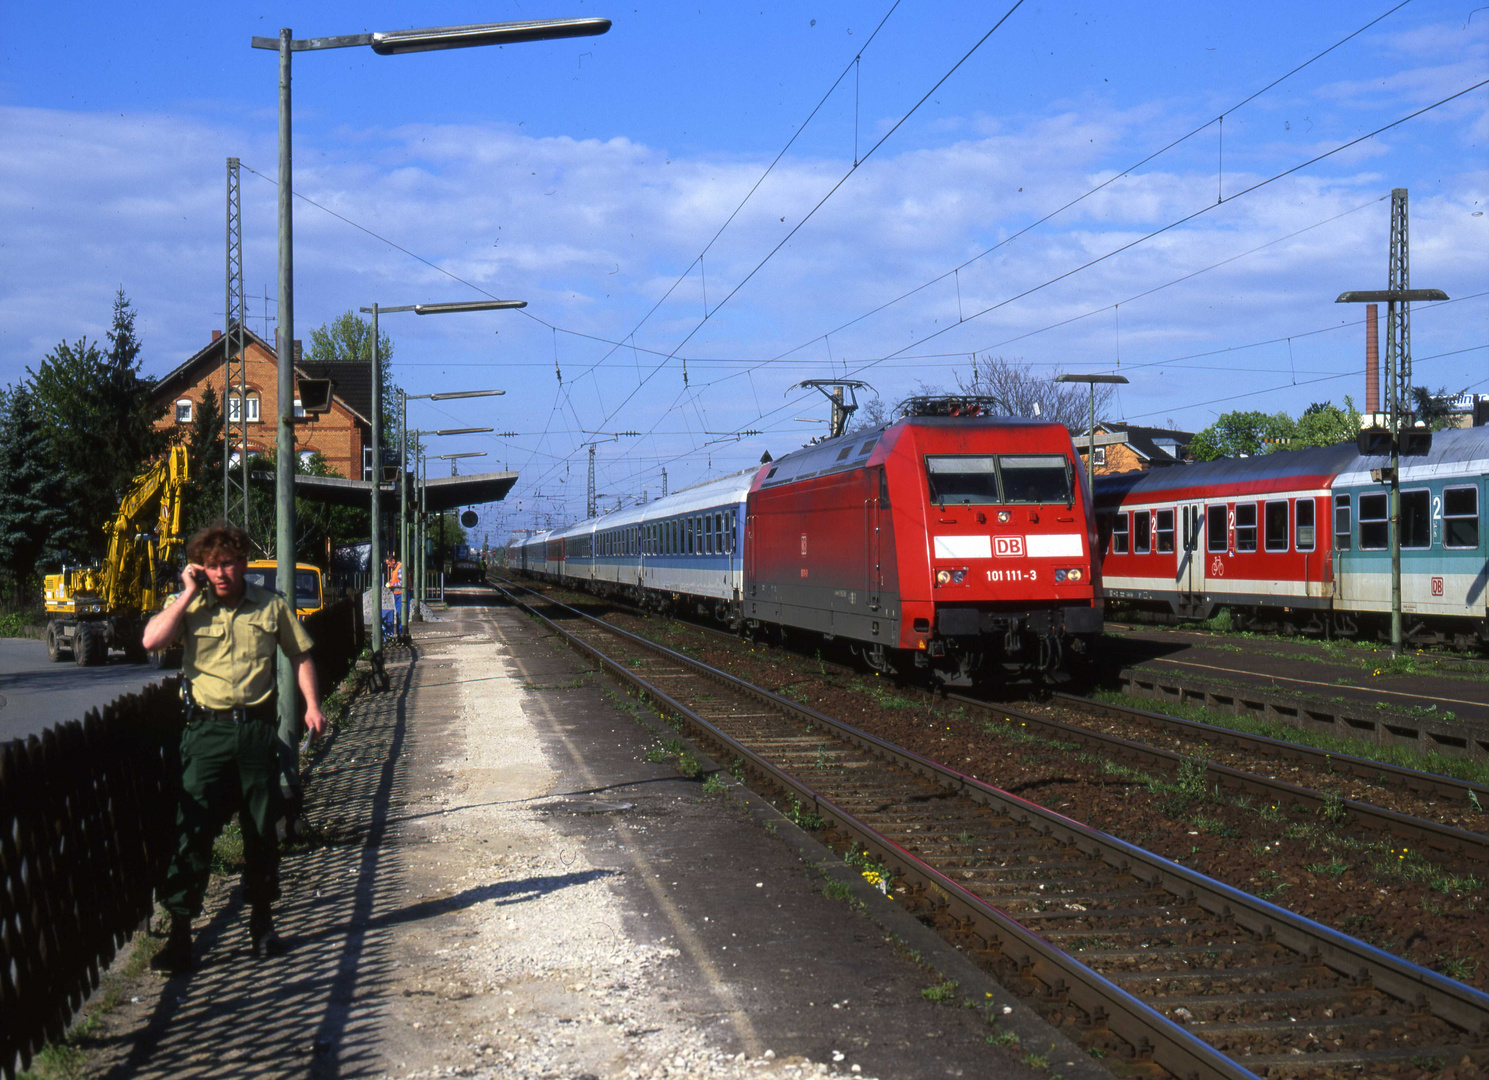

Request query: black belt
[{"left": 189, "top": 699, "right": 277, "bottom": 724}]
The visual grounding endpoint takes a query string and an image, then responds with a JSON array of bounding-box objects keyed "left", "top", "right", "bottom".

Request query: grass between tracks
[{"left": 1088, "top": 688, "right": 1489, "bottom": 790}]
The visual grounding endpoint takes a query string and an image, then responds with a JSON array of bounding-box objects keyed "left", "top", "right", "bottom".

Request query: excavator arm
[{"left": 96, "top": 445, "right": 192, "bottom": 613}]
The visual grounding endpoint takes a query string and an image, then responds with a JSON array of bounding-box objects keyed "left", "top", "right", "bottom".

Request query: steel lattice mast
[{"left": 224, "top": 158, "right": 250, "bottom": 527}]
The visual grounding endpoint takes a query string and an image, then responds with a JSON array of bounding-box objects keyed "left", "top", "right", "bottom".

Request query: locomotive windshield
[
  {"left": 1000, "top": 455, "right": 1071, "bottom": 504},
  {"left": 924, "top": 454, "right": 1072, "bottom": 505},
  {"left": 925, "top": 455, "right": 1000, "bottom": 504}
]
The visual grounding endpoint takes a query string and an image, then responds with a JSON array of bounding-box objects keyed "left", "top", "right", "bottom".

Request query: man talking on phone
[{"left": 142, "top": 519, "right": 326, "bottom": 972}]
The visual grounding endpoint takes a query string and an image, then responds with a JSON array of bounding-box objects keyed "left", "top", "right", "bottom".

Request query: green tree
[
  {"left": 0, "top": 385, "right": 76, "bottom": 604},
  {"left": 1188, "top": 410, "right": 1298, "bottom": 461},
  {"left": 1411, "top": 385, "right": 1463, "bottom": 432},
  {"left": 28, "top": 290, "right": 169, "bottom": 558},
  {"left": 307, "top": 310, "right": 398, "bottom": 437},
  {"left": 1294, "top": 397, "right": 1363, "bottom": 449}
]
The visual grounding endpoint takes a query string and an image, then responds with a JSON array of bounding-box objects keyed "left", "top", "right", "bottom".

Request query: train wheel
[{"left": 46, "top": 620, "right": 70, "bottom": 662}]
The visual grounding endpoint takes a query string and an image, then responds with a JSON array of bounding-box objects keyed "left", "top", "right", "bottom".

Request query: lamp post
[
  {"left": 360, "top": 303, "right": 520, "bottom": 663},
  {"left": 251, "top": 15, "right": 609, "bottom": 725},
  {"left": 1054, "top": 374, "right": 1129, "bottom": 491},
  {"left": 400, "top": 422, "right": 496, "bottom": 634},
  {"left": 428, "top": 452, "right": 486, "bottom": 596}
]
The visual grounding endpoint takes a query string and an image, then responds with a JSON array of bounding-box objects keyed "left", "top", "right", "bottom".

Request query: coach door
[{"left": 1179, "top": 502, "right": 1205, "bottom": 601}]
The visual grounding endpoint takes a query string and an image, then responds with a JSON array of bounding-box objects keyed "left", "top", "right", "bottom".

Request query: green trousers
[{"left": 161, "top": 714, "right": 283, "bottom": 919}]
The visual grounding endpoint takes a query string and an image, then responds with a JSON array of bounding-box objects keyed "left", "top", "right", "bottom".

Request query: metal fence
[{"left": 0, "top": 598, "right": 363, "bottom": 1078}]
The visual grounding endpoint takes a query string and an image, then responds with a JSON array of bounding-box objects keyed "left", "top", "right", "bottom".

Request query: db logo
[
  {"left": 1431, "top": 576, "right": 1444, "bottom": 597},
  {"left": 1209, "top": 556, "right": 1225, "bottom": 578},
  {"left": 993, "top": 536, "right": 1025, "bottom": 557}
]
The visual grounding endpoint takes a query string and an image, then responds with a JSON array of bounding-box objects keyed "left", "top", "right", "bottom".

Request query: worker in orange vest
[{"left": 386, "top": 554, "right": 404, "bottom": 633}]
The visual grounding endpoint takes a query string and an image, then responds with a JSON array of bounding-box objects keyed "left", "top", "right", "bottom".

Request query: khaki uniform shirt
[{"left": 181, "top": 581, "right": 315, "bottom": 709}]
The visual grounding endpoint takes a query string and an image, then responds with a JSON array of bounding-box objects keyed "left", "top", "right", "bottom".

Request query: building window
[
  {"left": 1295, "top": 498, "right": 1316, "bottom": 552},
  {"left": 175, "top": 399, "right": 193, "bottom": 424},
  {"left": 1444, "top": 486, "right": 1479, "bottom": 549},
  {"left": 1092, "top": 446, "right": 1106, "bottom": 466},
  {"left": 1111, "top": 512, "right": 1129, "bottom": 554},
  {"left": 1401, "top": 489, "right": 1431, "bottom": 549},
  {"left": 1358, "top": 492, "right": 1387, "bottom": 550},
  {"left": 1235, "top": 502, "right": 1257, "bottom": 552},
  {"left": 1264, "top": 500, "right": 1289, "bottom": 552},
  {"left": 1206, "top": 504, "right": 1228, "bottom": 553},
  {"left": 1155, "top": 508, "right": 1175, "bottom": 554},
  {"left": 1334, "top": 495, "right": 1351, "bottom": 552},
  {"left": 228, "top": 394, "right": 260, "bottom": 424},
  {"left": 299, "top": 450, "right": 316, "bottom": 468},
  {"left": 293, "top": 398, "right": 305, "bottom": 419}
]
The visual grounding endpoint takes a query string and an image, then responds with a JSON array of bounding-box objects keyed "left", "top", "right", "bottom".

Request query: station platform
[{"left": 75, "top": 600, "right": 1102, "bottom": 1079}]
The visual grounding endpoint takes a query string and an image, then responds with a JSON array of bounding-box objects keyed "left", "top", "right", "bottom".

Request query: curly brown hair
[{"left": 186, "top": 519, "right": 251, "bottom": 565}]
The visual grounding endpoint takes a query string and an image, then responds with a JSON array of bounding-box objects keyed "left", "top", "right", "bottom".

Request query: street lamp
[
  {"left": 359, "top": 303, "right": 520, "bottom": 664},
  {"left": 401, "top": 422, "right": 497, "bottom": 632},
  {"left": 251, "top": 15, "right": 609, "bottom": 724},
  {"left": 1054, "top": 374, "right": 1129, "bottom": 490}
]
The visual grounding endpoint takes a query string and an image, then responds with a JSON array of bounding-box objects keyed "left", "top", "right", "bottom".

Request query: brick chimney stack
[
  {"left": 212, "top": 329, "right": 222, "bottom": 342},
  {"left": 1364, "top": 303, "right": 1379, "bottom": 416}
]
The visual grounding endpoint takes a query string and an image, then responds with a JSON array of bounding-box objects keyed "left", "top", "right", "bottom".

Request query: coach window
[
  {"left": 1401, "top": 489, "right": 1431, "bottom": 549},
  {"left": 1358, "top": 492, "right": 1388, "bottom": 550},
  {"left": 705, "top": 516, "right": 714, "bottom": 555},
  {"left": 1206, "top": 504, "right": 1228, "bottom": 552},
  {"left": 1133, "top": 511, "right": 1151, "bottom": 554},
  {"left": 1333, "top": 495, "right": 1351, "bottom": 551},
  {"left": 1444, "top": 487, "right": 1479, "bottom": 548},
  {"left": 1295, "top": 498, "right": 1316, "bottom": 551},
  {"left": 1155, "top": 509, "right": 1175, "bottom": 553},
  {"left": 1111, "top": 512, "right": 1129, "bottom": 554},
  {"left": 715, "top": 512, "right": 724, "bottom": 553},
  {"left": 1235, "top": 503, "right": 1258, "bottom": 552},
  {"left": 1264, "top": 500, "right": 1289, "bottom": 552},
  {"left": 729, "top": 510, "right": 738, "bottom": 552}
]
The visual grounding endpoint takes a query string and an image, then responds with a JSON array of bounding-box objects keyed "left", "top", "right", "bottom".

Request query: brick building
[
  {"left": 1073, "top": 421, "right": 1193, "bottom": 477},
  {"left": 150, "top": 327, "right": 373, "bottom": 481}
]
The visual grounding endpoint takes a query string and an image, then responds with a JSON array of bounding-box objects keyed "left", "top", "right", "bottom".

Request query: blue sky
[{"left": 2, "top": 1, "right": 1485, "bottom": 537}]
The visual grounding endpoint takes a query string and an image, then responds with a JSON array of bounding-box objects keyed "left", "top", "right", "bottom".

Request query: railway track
[
  {"left": 494, "top": 579, "right": 1489, "bottom": 1080},
  {"left": 497, "top": 576, "right": 1489, "bottom": 865}
]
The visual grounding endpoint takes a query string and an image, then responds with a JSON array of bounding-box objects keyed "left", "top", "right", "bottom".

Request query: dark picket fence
[{"left": 0, "top": 598, "right": 363, "bottom": 1078}]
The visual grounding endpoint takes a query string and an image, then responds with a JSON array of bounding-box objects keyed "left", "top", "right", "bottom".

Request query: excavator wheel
[
  {"left": 46, "top": 620, "right": 71, "bottom": 662},
  {"left": 75, "top": 622, "right": 106, "bottom": 666}
]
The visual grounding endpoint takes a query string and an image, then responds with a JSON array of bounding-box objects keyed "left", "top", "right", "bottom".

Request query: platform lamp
[
  {"left": 1054, "top": 374, "right": 1129, "bottom": 491},
  {"left": 358, "top": 301, "right": 523, "bottom": 669},
  {"left": 401, "top": 423, "right": 496, "bottom": 632},
  {"left": 253, "top": 16, "right": 608, "bottom": 723}
]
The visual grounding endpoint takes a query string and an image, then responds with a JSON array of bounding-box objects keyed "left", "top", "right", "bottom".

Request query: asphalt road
[{"left": 0, "top": 637, "right": 168, "bottom": 743}]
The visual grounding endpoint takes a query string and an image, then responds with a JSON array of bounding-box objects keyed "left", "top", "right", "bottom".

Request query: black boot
[
  {"left": 150, "top": 916, "right": 193, "bottom": 973},
  {"left": 249, "top": 904, "right": 285, "bottom": 957}
]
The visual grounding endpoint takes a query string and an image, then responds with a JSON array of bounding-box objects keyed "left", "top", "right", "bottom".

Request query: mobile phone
[{"left": 191, "top": 569, "right": 209, "bottom": 588}]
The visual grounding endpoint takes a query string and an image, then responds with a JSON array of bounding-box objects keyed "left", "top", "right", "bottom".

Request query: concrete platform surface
[{"left": 73, "top": 600, "right": 1099, "bottom": 1080}]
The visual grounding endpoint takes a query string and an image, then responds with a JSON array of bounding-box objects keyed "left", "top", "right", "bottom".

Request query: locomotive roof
[
  {"left": 1095, "top": 426, "right": 1489, "bottom": 504},
  {"left": 756, "top": 415, "right": 1066, "bottom": 491}
]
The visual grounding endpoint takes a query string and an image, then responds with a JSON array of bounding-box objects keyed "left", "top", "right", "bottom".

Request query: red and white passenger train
[{"left": 514, "top": 401, "right": 1103, "bottom": 685}]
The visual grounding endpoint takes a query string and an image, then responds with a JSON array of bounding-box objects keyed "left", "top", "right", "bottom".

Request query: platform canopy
[{"left": 251, "top": 470, "right": 517, "bottom": 511}]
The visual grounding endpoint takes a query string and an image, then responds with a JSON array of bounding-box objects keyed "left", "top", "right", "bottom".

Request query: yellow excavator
[{"left": 43, "top": 445, "right": 191, "bottom": 667}]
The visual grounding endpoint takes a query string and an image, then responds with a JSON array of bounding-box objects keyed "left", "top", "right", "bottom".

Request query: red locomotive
[{"left": 745, "top": 398, "right": 1102, "bottom": 685}]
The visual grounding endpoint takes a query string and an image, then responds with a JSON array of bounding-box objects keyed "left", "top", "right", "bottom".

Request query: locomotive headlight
[
  {"left": 997, "top": 510, "right": 1012, "bottom": 524},
  {"left": 1067, "top": 567, "right": 1083, "bottom": 582},
  {"left": 951, "top": 568, "right": 967, "bottom": 583},
  {"left": 935, "top": 569, "right": 952, "bottom": 586},
  {"left": 1054, "top": 567, "right": 1084, "bottom": 584},
  {"left": 1054, "top": 569, "right": 1067, "bottom": 583}
]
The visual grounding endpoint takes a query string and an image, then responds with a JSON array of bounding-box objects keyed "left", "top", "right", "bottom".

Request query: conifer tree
[{"left": 0, "top": 385, "right": 76, "bottom": 603}]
